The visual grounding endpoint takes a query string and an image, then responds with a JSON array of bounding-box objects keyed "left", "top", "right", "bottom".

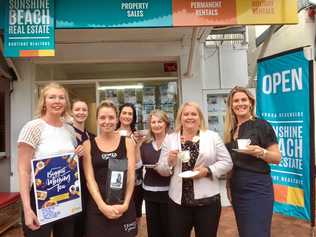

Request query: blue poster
[
  {"left": 31, "top": 153, "right": 82, "bottom": 225},
  {"left": 257, "top": 49, "right": 313, "bottom": 221}
]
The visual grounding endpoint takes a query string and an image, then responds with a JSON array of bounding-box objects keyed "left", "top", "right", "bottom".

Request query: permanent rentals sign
[{"left": 256, "top": 48, "right": 315, "bottom": 222}]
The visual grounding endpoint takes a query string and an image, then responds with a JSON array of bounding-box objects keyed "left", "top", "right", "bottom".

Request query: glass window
[{"left": 98, "top": 80, "right": 178, "bottom": 130}]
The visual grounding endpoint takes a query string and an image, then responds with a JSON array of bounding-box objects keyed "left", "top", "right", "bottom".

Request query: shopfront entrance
[{"left": 34, "top": 61, "right": 179, "bottom": 132}]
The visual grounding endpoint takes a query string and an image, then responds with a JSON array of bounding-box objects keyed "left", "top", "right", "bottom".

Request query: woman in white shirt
[
  {"left": 156, "top": 101, "right": 232, "bottom": 237},
  {"left": 17, "top": 83, "right": 84, "bottom": 237}
]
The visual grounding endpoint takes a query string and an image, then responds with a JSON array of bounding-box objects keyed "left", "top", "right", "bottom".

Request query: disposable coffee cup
[{"left": 237, "top": 139, "right": 251, "bottom": 149}]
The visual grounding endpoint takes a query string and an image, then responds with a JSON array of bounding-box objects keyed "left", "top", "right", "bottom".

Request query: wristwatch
[{"left": 206, "top": 166, "right": 213, "bottom": 179}]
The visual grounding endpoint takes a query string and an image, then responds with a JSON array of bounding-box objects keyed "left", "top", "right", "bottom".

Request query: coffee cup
[{"left": 237, "top": 139, "right": 251, "bottom": 149}]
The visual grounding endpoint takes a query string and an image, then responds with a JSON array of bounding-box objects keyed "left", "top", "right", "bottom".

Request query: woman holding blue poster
[
  {"left": 17, "top": 83, "right": 84, "bottom": 237},
  {"left": 82, "top": 100, "right": 137, "bottom": 237},
  {"left": 224, "top": 86, "right": 281, "bottom": 237}
]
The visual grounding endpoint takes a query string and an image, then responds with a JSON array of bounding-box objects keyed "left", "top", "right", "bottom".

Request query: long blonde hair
[
  {"left": 36, "top": 82, "right": 71, "bottom": 118},
  {"left": 175, "top": 101, "right": 207, "bottom": 132},
  {"left": 223, "top": 86, "right": 255, "bottom": 143},
  {"left": 145, "top": 109, "right": 170, "bottom": 142}
]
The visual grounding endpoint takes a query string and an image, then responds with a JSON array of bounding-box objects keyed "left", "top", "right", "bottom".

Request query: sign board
[
  {"left": 4, "top": 0, "right": 55, "bottom": 57},
  {"left": 257, "top": 48, "right": 315, "bottom": 222}
]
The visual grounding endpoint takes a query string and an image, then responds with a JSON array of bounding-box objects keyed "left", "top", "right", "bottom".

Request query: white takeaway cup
[{"left": 237, "top": 139, "right": 251, "bottom": 149}]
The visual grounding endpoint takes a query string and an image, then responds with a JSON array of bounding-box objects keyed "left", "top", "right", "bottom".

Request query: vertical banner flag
[
  {"left": 257, "top": 48, "right": 314, "bottom": 221},
  {"left": 31, "top": 153, "right": 82, "bottom": 225},
  {"left": 4, "top": 0, "right": 55, "bottom": 57}
]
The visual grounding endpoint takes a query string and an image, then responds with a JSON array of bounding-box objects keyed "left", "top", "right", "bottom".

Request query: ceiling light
[{"left": 98, "top": 84, "right": 144, "bottom": 90}]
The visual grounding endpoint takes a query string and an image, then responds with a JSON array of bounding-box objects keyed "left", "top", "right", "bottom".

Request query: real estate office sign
[
  {"left": 1, "top": 0, "right": 298, "bottom": 57},
  {"left": 4, "top": 0, "right": 55, "bottom": 57}
]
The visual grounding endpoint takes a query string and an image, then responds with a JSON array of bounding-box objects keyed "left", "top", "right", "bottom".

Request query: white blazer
[{"left": 156, "top": 130, "right": 233, "bottom": 205}]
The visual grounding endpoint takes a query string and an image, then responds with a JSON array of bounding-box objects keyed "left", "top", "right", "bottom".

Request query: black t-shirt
[{"left": 225, "top": 118, "right": 278, "bottom": 174}]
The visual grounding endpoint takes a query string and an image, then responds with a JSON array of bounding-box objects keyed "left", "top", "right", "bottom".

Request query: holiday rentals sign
[
  {"left": 256, "top": 48, "right": 315, "bottom": 222},
  {"left": 4, "top": 0, "right": 55, "bottom": 57}
]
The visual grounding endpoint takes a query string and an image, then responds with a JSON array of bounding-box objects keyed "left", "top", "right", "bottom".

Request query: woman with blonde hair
[
  {"left": 224, "top": 86, "right": 281, "bottom": 237},
  {"left": 157, "top": 101, "right": 232, "bottom": 237},
  {"left": 83, "top": 100, "right": 137, "bottom": 237},
  {"left": 140, "top": 110, "right": 171, "bottom": 237},
  {"left": 17, "top": 82, "right": 84, "bottom": 237}
]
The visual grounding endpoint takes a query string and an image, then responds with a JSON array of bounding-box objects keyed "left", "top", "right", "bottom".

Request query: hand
[
  {"left": 193, "top": 165, "right": 209, "bottom": 179},
  {"left": 74, "top": 145, "right": 85, "bottom": 157},
  {"left": 24, "top": 208, "right": 40, "bottom": 230},
  {"left": 240, "top": 145, "right": 265, "bottom": 158},
  {"left": 112, "top": 203, "right": 128, "bottom": 215},
  {"left": 98, "top": 202, "right": 121, "bottom": 219},
  {"left": 168, "top": 150, "right": 179, "bottom": 167},
  {"left": 132, "top": 131, "right": 146, "bottom": 144}
]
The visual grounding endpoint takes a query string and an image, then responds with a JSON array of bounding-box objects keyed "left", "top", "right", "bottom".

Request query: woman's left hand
[
  {"left": 75, "top": 145, "right": 85, "bottom": 157},
  {"left": 240, "top": 145, "right": 264, "bottom": 158},
  {"left": 193, "top": 165, "right": 209, "bottom": 179}
]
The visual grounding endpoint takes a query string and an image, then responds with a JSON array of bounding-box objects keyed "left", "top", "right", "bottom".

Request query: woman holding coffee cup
[
  {"left": 224, "top": 86, "right": 281, "bottom": 237},
  {"left": 156, "top": 101, "right": 232, "bottom": 237}
]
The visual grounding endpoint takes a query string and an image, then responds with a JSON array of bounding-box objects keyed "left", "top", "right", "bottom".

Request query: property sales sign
[
  {"left": 31, "top": 153, "right": 82, "bottom": 225},
  {"left": 256, "top": 49, "right": 313, "bottom": 221},
  {"left": 4, "top": 0, "right": 55, "bottom": 57}
]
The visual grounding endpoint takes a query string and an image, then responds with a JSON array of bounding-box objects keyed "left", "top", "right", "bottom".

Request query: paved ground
[{"left": 3, "top": 207, "right": 313, "bottom": 237}]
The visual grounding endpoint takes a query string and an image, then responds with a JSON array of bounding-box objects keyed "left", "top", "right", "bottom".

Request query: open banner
[
  {"left": 256, "top": 48, "right": 315, "bottom": 222},
  {"left": 31, "top": 153, "right": 82, "bottom": 225}
]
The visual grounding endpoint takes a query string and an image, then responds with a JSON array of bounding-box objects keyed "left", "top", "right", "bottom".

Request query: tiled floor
[{"left": 2, "top": 207, "right": 312, "bottom": 237}]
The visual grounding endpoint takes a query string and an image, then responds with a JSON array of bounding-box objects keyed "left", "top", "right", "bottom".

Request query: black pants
[
  {"left": 145, "top": 200, "right": 170, "bottom": 237},
  {"left": 168, "top": 196, "right": 221, "bottom": 237},
  {"left": 22, "top": 188, "right": 75, "bottom": 237},
  {"left": 133, "top": 185, "right": 144, "bottom": 218}
]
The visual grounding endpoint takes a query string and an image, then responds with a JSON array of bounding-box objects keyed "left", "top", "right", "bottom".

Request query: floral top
[{"left": 181, "top": 140, "right": 199, "bottom": 206}]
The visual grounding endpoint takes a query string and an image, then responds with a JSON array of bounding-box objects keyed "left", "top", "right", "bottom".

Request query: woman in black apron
[{"left": 83, "top": 100, "right": 137, "bottom": 237}]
